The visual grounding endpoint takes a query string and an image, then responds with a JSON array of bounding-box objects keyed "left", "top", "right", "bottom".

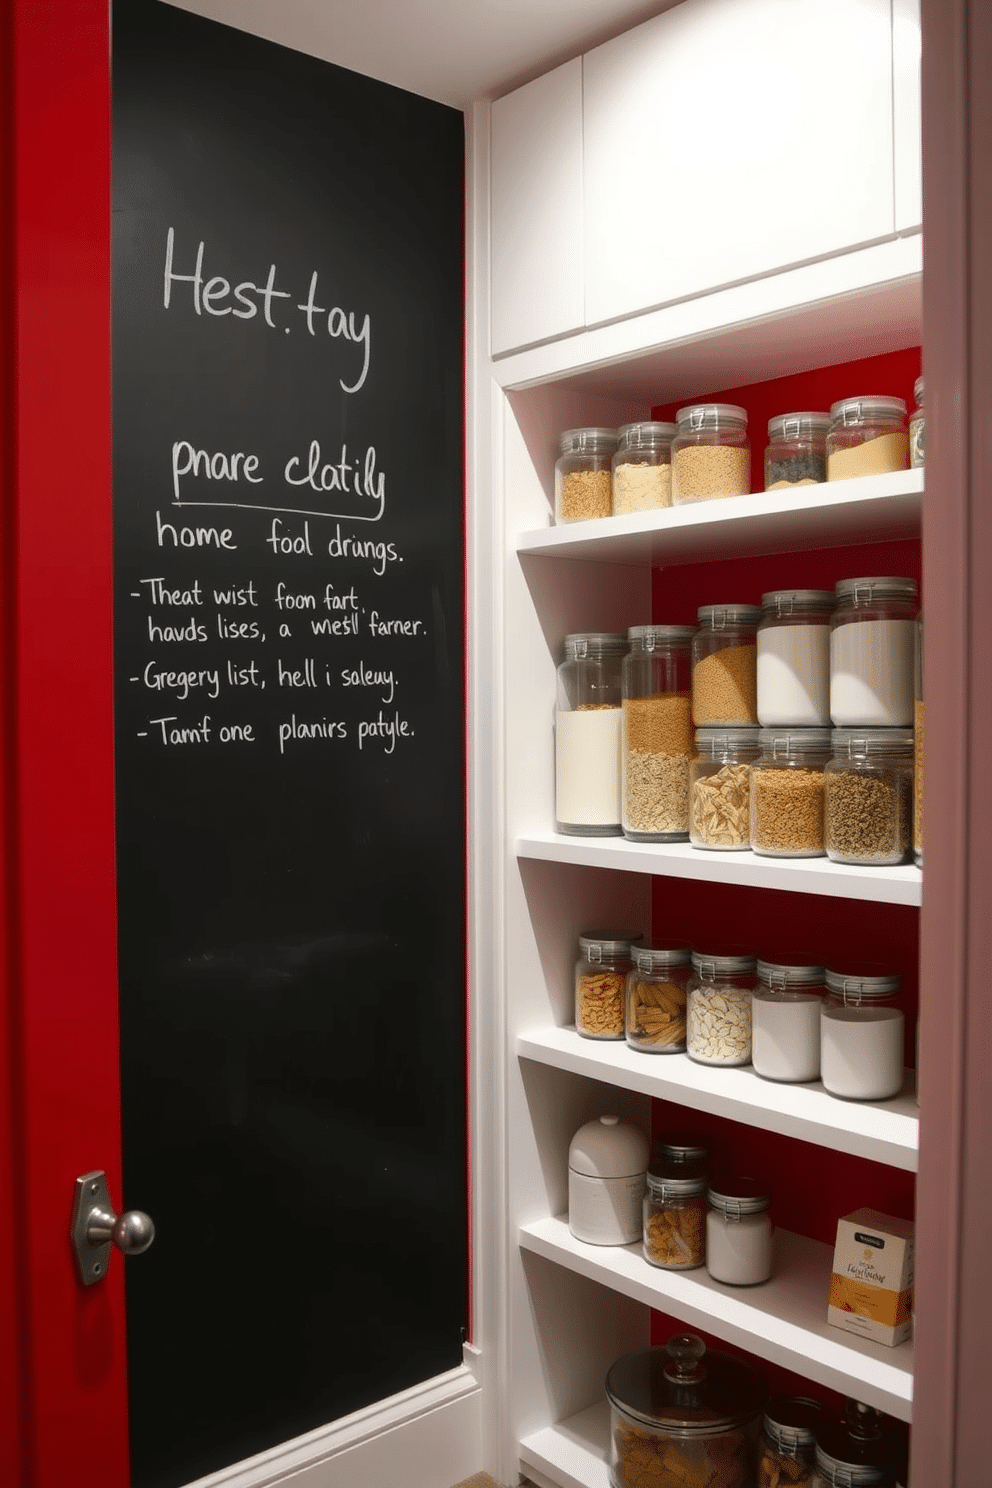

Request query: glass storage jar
[
  {"left": 671, "top": 403, "right": 751, "bottom": 505},
  {"left": 825, "top": 396, "right": 909, "bottom": 481},
  {"left": 555, "top": 632, "right": 628, "bottom": 836},
  {"left": 575, "top": 930, "right": 642, "bottom": 1040},
  {"left": 821, "top": 967, "right": 904, "bottom": 1101},
  {"left": 625, "top": 946, "right": 691, "bottom": 1053},
  {"left": 824, "top": 728, "right": 913, "bottom": 865},
  {"left": 909, "top": 375, "right": 925, "bottom": 469},
  {"left": 651, "top": 1131, "right": 711, "bottom": 1169},
  {"left": 764, "top": 411, "right": 829, "bottom": 490},
  {"left": 706, "top": 1175, "right": 773, "bottom": 1286},
  {"left": 643, "top": 1160, "right": 707, "bottom": 1269},
  {"left": 813, "top": 1400, "right": 899, "bottom": 1488},
  {"left": 686, "top": 949, "right": 756, "bottom": 1066},
  {"left": 752, "top": 960, "right": 825, "bottom": 1083},
  {"left": 554, "top": 426, "right": 617, "bottom": 523},
  {"left": 606, "top": 1335, "right": 767, "bottom": 1488},
  {"left": 829, "top": 576, "right": 918, "bottom": 727},
  {"left": 692, "top": 604, "right": 761, "bottom": 726},
  {"left": 750, "top": 728, "right": 830, "bottom": 857},
  {"left": 759, "top": 1396, "right": 826, "bottom": 1488},
  {"left": 612, "top": 421, "right": 676, "bottom": 514},
  {"left": 689, "top": 727, "right": 760, "bottom": 849},
  {"left": 621, "top": 624, "right": 695, "bottom": 841},
  {"left": 568, "top": 1115, "right": 650, "bottom": 1246},
  {"left": 757, "top": 589, "right": 834, "bottom": 727},
  {"left": 914, "top": 613, "right": 923, "bottom": 867}
]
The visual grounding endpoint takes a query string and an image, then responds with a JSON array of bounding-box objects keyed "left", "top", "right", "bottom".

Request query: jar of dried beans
[
  {"left": 612, "top": 421, "right": 676, "bottom": 514},
  {"left": 706, "top": 1175, "right": 774, "bottom": 1286},
  {"left": 575, "top": 930, "right": 642, "bottom": 1040},
  {"left": 643, "top": 1161, "right": 707, "bottom": 1269},
  {"left": 555, "top": 632, "right": 628, "bottom": 836},
  {"left": 764, "top": 411, "right": 829, "bottom": 490},
  {"left": 686, "top": 949, "right": 756, "bottom": 1066},
  {"left": 625, "top": 946, "right": 691, "bottom": 1053},
  {"left": 621, "top": 624, "right": 695, "bottom": 841},
  {"left": 690, "top": 727, "right": 760, "bottom": 849},
  {"left": 914, "top": 613, "right": 923, "bottom": 867},
  {"left": 830, "top": 577, "right": 918, "bottom": 727},
  {"left": 671, "top": 403, "right": 751, "bottom": 505},
  {"left": 909, "top": 376, "right": 925, "bottom": 468},
  {"left": 757, "top": 589, "right": 834, "bottom": 727},
  {"left": 554, "top": 426, "right": 617, "bottom": 523},
  {"left": 759, "top": 1396, "right": 826, "bottom": 1488},
  {"left": 824, "top": 728, "right": 913, "bottom": 866},
  {"left": 751, "top": 960, "right": 825, "bottom": 1083},
  {"left": 821, "top": 967, "right": 904, "bottom": 1101},
  {"left": 826, "top": 396, "right": 909, "bottom": 481},
  {"left": 750, "top": 728, "right": 830, "bottom": 858},
  {"left": 692, "top": 604, "right": 761, "bottom": 726}
]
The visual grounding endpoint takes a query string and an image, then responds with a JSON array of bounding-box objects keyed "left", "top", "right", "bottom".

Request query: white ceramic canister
[
  {"left": 706, "top": 1175, "right": 774, "bottom": 1286},
  {"left": 568, "top": 1115, "right": 649, "bottom": 1245},
  {"left": 821, "top": 968, "right": 905, "bottom": 1102},
  {"left": 751, "top": 959, "right": 825, "bottom": 1083},
  {"left": 756, "top": 588, "right": 834, "bottom": 727}
]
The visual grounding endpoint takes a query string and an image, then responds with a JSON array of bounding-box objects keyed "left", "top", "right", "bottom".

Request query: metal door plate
[{"left": 71, "top": 1170, "right": 113, "bottom": 1286}]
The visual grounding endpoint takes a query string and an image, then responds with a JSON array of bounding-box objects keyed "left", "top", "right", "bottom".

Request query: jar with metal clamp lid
[
  {"left": 692, "top": 604, "right": 761, "bottom": 726},
  {"left": 750, "top": 728, "right": 830, "bottom": 857},
  {"left": 757, "top": 589, "right": 834, "bottom": 727},
  {"left": 813, "top": 1400, "right": 899, "bottom": 1487},
  {"left": 706, "top": 1175, "right": 774, "bottom": 1285},
  {"left": 575, "top": 929, "right": 642, "bottom": 1040},
  {"left": 555, "top": 426, "right": 617, "bottom": 523},
  {"left": 686, "top": 949, "right": 756, "bottom": 1066},
  {"left": 612, "top": 421, "right": 676, "bottom": 513},
  {"left": 643, "top": 1159, "right": 707, "bottom": 1270},
  {"left": 764, "top": 411, "right": 829, "bottom": 489},
  {"left": 824, "top": 728, "right": 913, "bottom": 865},
  {"left": 826, "top": 396, "right": 909, "bottom": 481},
  {"left": 625, "top": 946, "right": 691, "bottom": 1053},
  {"left": 821, "top": 967, "right": 904, "bottom": 1101},
  {"left": 622, "top": 624, "right": 695, "bottom": 841},
  {"left": 830, "top": 576, "right": 918, "bottom": 727},
  {"left": 555, "top": 632, "right": 628, "bottom": 836},
  {"left": 671, "top": 403, "right": 751, "bottom": 505},
  {"left": 751, "top": 960, "right": 825, "bottom": 1083},
  {"left": 909, "top": 375, "right": 925, "bottom": 468},
  {"left": 690, "top": 726, "right": 760, "bottom": 849},
  {"left": 759, "top": 1396, "right": 827, "bottom": 1488}
]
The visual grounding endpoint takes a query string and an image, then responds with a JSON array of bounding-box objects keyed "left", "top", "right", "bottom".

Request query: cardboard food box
[{"left": 828, "top": 1208, "right": 915, "bottom": 1347}]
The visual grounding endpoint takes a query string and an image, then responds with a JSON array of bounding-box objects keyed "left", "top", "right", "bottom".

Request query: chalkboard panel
[{"left": 112, "top": 4, "right": 466, "bottom": 1483}]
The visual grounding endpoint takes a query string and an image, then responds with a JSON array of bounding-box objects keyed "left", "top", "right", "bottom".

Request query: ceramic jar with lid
[
  {"left": 686, "top": 949, "right": 756, "bottom": 1066},
  {"left": 757, "top": 589, "right": 834, "bottom": 727},
  {"left": 606, "top": 1334, "right": 767, "bottom": 1488},
  {"left": 555, "top": 427, "right": 617, "bottom": 523},
  {"left": 759, "top": 1396, "right": 827, "bottom": 1488},
  {"left": 643, "top": 1157, "right": 707, "bottom": 1270},
  {"left": 671, "top": 403, "right": 751, "bottom": 505},
  {"left": 830, "top": 577, "right": 918, "bottom": 727},
  {"left": 622, "top": 625, "right": 695, "bottom": 841},
  {"left": 612, "top": 421, "right": 676, "bottom": 513},
  {"left": 625, "top": 946, "right": 691, "bottom": 1053},
  {"left": 575, "top": 930, "right": 642, "bottom": 1040},
  {"left": 824, "top": 728, "right": 913, "bottom": 865},
  {"left": 692, "top": 604, "right": 761, "bottom": 726},
  {"left": 706, "top": 1176, "right": 774, "bottom": 1285},
  {"left": 826, "top": 396, "right": 909, "bottom": 481},
  {"left": 689, "top": 727, "right": 760, "bottom": 850},
  {"left": 909, "top": 375, "right": 925, "bottom": 468},
  {"left": 764, "top": 411, "right": 829, "bottom": 489},
  {"left": 750, "top": 728, "right": 830, "bottom": 857},
  {"left": 555, "top": 632, "right": 628, "bottom": 836},
  {"left": 821, "top": 967, "right": 905, "bottom": 1101},
  {"left": 751, "top": 960, "right": 825, "bottom": 1083},
  {"left": 813, "top": 1400, "right": 899, "bottom": 1487},
  {"left": 568, "top": 1115, "right": 649, "bottom": 1246}
]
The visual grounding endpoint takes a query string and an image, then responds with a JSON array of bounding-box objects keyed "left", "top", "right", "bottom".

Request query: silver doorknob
[{"left": 71, "top": 1171, "right": 156, "bottom": 1286}]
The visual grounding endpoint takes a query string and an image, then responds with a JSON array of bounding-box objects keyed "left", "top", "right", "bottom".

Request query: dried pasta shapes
[
  {"left": 690, "top": 763, "right": 751, "bottom": 848},
  {"left": 627, "top": 977, "right": 687, "bottom": 1051}
]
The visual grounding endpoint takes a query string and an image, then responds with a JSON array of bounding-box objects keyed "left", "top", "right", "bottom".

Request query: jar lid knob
[{"left": 664, "top": 1333, "right": 707, "bottom": 1383}]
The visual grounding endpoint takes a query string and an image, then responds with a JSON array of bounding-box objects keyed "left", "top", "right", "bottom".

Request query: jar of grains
[
  {"left": 824, "top": 728, "right": 913, "bottom": 866},
  {"left": 826, "top": 396, "right": 909, "bottom": 481},
  {"left": 626, "top": 946, "right": 691, "bottom": 1053},
  {"left": 692, "top": 603, "right": 761, "bottom": 726},
  {"left": 686, "top": 949, "right": 756, "bottom": 1066},
  {"left": 756, "top": 589, "right": 834, "bottom": 727},
  {"left": 612, "top": 421, "right": 676, "bottom": 514},
  {"left": 750, "top": 728, "right": 830, "bottom": 857},
  {"left": 689, "top": 727, "right": 761, "bottom": 850},
  {"left": 555, "top": 632, "right": 628, "bottom": 836},
  {"left": 554, "top": 426, "right": 617, "bottom": 523},
  {"left": 909, "top": 375, "right": 925, "bottom": 469},
  {"left": 621, "top": 624, "right": 695, "bottom": 841},
  {"left": 758, "top": 1397, "right": 827, "bottom": 1488},
  {"left": 643, "top": 1158, "right": 708, "bottom": 1270},
  {"left": 671, "top": 403, "right": 751, "bottom": 505},
  {"left": 821, "top": 967, "right": 905, "bottom": 1101},
  {"left": 751, "top": 960, "right": 825, "bottom": 1083},
  {"left": 764, "top": 411, "right": 830, "bottom": 490},
  {"left": 829, "top": 576, "right": 918, "bottom": 727},
  {"left": 813, "top": 1400, "right": 899, "bottom": 1488},
  {"left": 706, "top": 1175, "right": 774, "bottom": 1286},
  {"left": 914, "top": 613, "right": 923, "bottom": 867},
  {"left": 575, "top": 930, "right": 643, "bottom": 1040}
]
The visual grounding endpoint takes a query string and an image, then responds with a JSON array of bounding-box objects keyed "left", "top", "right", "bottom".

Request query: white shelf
[
  {"left": 516, "top": 469, "right": 922, "bottom": 568},
  {"left": 518, "top": 1027, "right": 918, "bottom": 1171},
  {"left": 520, "top": 1402, "right": 611, "bottom": 1488},
  {"left": 516, "top": 832, "right": 922, "bottom": 907},
  {"left": 520, "top": 1217, "right": 914, "bottom": 1423}
]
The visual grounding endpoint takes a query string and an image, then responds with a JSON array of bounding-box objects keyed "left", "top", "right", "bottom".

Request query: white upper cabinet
[
  {"left": 582, "top": 0, "right": 896, "bottom": 327},
  {"left": 893, "top": 0, "right": 923, "bottom": 231},
  {"left": 490, "top": 59, "right": 585, "bottom": 356}
]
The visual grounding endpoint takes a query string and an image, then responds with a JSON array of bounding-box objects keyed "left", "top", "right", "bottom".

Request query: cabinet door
[
  {"left": 490, "top": 59, "right": 584, "bottom": 356},
  {"left": 893, "top": 0, "right": 922, "bottom": 232},
  {"left": 583, "top": 0, "right": 896, "bottom": 327}
]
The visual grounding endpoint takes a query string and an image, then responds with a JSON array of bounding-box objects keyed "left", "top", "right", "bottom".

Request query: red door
[{"left": 1, "top": 4, "right": 128, "bottom": 1484}]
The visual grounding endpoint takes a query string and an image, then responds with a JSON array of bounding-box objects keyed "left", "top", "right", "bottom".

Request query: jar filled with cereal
[
  {"left": 621, "top": 624, "right": 695, "bottom": 841},
  {"left": 671, "top": 403, "right": 751, "bottom": 505},
  {"left": 689, "top": 727, "right": 760, "bottom": 850},
  {"left": 554, "top": 426, "right": 617, "bottom": 523},
  {"left": 750, "top": 728, "right": 830, "bottom": 858},
  {"left": 826, "top": 396, "right": 909, "bottom": 481},
  {"left": 686, "top": 949, "right": 757, "bottom": 1067},
  {"left": 612, "top": 421, "right": 676, "bottom": 514},
  {"left": 575, "top": 930, "right": 642, "bottom": 1040},
  {"left": 692, "top": 604, "right": 761, "bottom": 726},
  {"left": 824, "top": 728, "right": 913, "bottom": 866},
  {"left": 625, "top": 946, "right": 691, "bottom": 1053},
  {"left": 643, "top": 1159, "right": 707, "bottom": 1270}
]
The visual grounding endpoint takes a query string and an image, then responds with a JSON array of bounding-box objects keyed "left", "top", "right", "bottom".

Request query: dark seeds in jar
[{"left": 765, "top": 452, "right": 827, "bottom": 488}]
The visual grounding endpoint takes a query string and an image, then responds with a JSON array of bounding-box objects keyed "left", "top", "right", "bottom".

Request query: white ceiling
[{"left": 163, "top": 0, "right": 680, "bottom": 107}]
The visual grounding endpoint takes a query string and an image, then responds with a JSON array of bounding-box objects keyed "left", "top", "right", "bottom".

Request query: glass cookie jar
[{"left": 555, "top": 426, "right": 617, "bottom": 523}]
